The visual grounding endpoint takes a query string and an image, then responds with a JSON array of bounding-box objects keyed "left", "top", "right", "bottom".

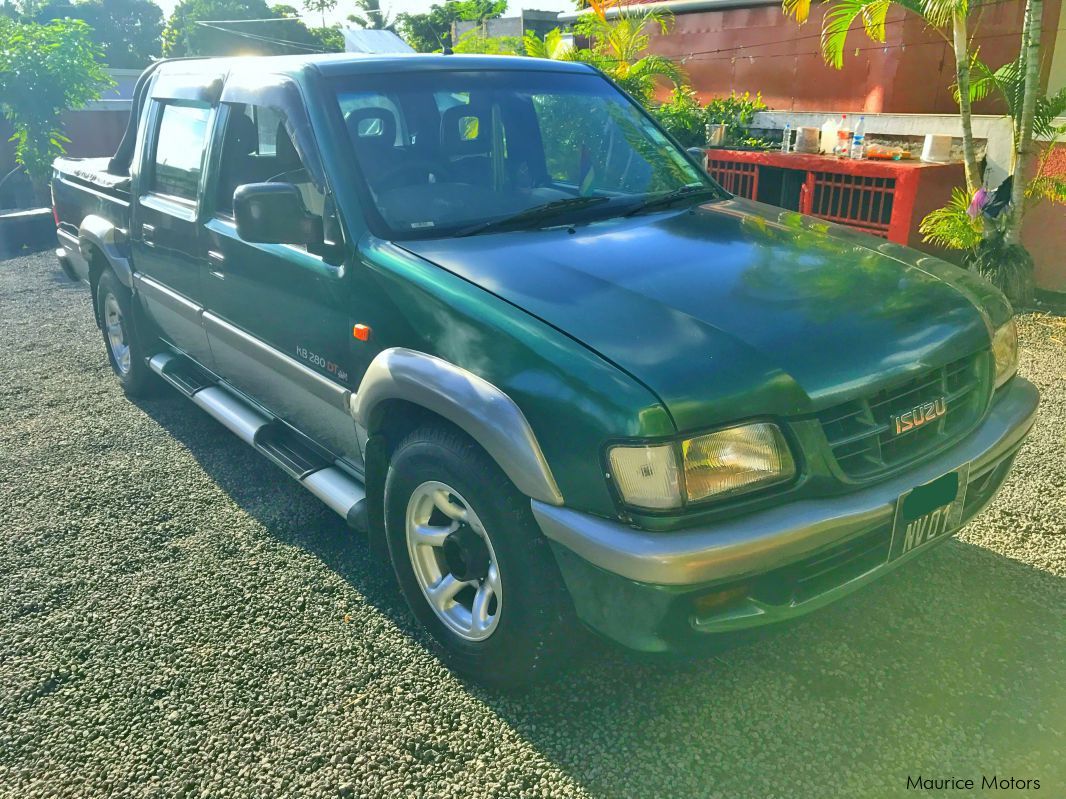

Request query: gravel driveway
[{"left": 2, "top": 250, "right": 1064, "bottom": 799}]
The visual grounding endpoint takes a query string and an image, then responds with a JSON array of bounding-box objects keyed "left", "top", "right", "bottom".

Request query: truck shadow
[{"left": 133, "top": 392, "right": 1066, "bottom": 799}]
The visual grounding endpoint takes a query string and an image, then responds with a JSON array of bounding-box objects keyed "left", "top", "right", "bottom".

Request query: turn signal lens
[
  {"left": 608, "top": 443, "right": 682, "bottom": 510},
  {"left": 682, "top": 423, "right": 795, "bottom": 503},
  {"left": 992, "top": 319, "right": 1018, "bottom": 388}
]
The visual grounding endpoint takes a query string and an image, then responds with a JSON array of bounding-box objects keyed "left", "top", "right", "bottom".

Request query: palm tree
[
  {"left": 348, "top": 0, "right": 393, "bottom": 31},
  {"left": 782, "top": 0, "right": 981, "bottom": 194},
  {"left": 525, "top": 1, "right": 684, "bottom": 105}
]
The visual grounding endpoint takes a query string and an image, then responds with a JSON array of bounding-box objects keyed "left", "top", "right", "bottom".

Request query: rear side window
[{"left": 151, "top": 103, "right": 211, "bottom": 200}]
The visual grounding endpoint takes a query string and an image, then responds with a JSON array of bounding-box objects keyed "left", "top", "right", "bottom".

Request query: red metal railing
[
  {"left": 701, "top": 149, "right": 964, "bottom": 247},
  {"left": 707, "top": 158, "right": 758, "bottom": 199},
  {"left": 802, "top": 172, "right": 895, "bottom": 238}
]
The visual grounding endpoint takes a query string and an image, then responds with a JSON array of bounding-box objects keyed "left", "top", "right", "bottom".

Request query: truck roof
[{"left": 153, "top": 53, "right": 596, "bottom": 80}]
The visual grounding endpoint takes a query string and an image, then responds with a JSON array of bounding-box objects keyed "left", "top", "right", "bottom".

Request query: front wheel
[{"left": 384, "top": 425, "right": 571, "bottom": 689}]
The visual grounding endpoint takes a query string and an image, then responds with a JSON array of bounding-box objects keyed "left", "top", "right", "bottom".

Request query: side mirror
[{"left": 233, "top": 183, "right": 323, "bottom": 247}]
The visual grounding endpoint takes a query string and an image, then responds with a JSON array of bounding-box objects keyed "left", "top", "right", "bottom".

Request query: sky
[{"left": 152, "top": 0, "right": 575, "bottom": 28}]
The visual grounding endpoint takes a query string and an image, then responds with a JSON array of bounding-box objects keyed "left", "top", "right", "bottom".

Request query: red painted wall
[
  {"left": 646, "top": 1, "right": 1062, "bottom": 114},
  {"left": 1023, "top": 143, "right": 1066, "bottom": 293}
]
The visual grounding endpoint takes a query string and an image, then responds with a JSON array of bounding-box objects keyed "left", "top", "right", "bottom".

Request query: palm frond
[
  {"left": 821, "top": 0, "right": 881, "bottom": 69},
  {"left": 1026, "top": 175, "right": 1066, "bottom": 205},
  {"left": 919, "top": 186, "right": 983, "bottom": 251},
  {"left": 781, "top": 0, "right": 813, "bottom": 24},
  {"left": 1034, "top": 87, "right": 1066, "bottom": 141},
  {"left": 918, "top": 0, "right": 965, "bottom": 28}
]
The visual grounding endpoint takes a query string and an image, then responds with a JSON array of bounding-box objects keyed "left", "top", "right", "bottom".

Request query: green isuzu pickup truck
[{"left": 52, "top": 54, "right": 1038, "bottom": 686}]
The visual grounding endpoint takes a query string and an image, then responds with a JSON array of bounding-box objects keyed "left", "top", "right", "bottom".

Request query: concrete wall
[{"left": 455, "top": 10, "right": 560, "bottom": 42}]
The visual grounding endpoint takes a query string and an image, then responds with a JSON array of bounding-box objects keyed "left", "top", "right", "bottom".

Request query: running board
[{"left": 147, "top": 352, "right": 367, "bottom": 530}]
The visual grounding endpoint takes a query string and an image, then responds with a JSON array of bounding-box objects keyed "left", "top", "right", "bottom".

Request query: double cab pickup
[{"left": 52, "top": 54, "right": 1038, "bottom": 687}]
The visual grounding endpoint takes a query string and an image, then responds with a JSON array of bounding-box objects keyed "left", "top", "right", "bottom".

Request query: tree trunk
[
  {"left": 1006, "top": 0, "right": 1042, "bottom": 245},
  {"left": 952, "top": 10, "right": 979, "bottom": 194}
]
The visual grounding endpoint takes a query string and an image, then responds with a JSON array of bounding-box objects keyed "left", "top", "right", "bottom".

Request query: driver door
[{"left": 201, "top": 101, "right": 360, "bottom": 460}]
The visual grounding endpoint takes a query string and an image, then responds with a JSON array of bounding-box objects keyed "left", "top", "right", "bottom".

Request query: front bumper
[{"left": 533, "top": 377, "right": 1039, "bottom": 651}]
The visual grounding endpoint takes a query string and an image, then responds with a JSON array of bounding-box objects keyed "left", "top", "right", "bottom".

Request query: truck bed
[{"left": 52, "top": 157, "right": 132, "bottom": 283}]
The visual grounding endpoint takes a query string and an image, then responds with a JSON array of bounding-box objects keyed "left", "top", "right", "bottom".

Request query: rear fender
[{"left": 80, "top": 215, "right": 133, "bottom": 289}]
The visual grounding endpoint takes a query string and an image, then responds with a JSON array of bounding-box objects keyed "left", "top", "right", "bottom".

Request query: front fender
[{"left": 351, "top": 347, "right": 564, "bottom": 506}]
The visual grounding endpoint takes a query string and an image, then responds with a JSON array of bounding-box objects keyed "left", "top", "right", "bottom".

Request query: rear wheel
[
  {"left": 95, "top": 270, "right": 157, "bottom": 396},
  {"left": 384, "top": 425, "right": 571, "bottom": 688}
]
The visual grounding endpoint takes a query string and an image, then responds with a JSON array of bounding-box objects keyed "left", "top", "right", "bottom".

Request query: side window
[
  {"left": 215, "top": 102, "right": 325, "bottom": 221},
  {"left": 151, "top": 103, "right": 211, "bottom": 201}
]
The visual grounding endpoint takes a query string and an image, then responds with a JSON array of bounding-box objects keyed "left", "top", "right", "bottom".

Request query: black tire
[
  {"left": 95, "top": 270, "right": 157, "bottom": 397},
  {"left": 384, "top": 424, "right": 572, "bottom": 689}
]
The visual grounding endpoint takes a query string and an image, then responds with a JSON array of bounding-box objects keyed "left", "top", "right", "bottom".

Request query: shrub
[
  {"left": 0, "top": 17, "right": 112, "bottom": 199},
  {"left": 651, "top": 86, "right": 705, "bottom": 148}
]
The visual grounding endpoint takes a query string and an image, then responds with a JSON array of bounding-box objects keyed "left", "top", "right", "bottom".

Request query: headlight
[
  {"left": 608, "top": 422, "right": 795, "bottom": 510},
  {"left": 992, "top": 319, "right": 1018, "bottom": 388},
  {"left": 682, "top": 423, "right": 796, "bottom": 502}
]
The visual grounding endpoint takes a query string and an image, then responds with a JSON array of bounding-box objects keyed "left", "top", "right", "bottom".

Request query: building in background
[
  {"left": 453, "top": 9, "right": 561, "bottom": 44},
  {"left": 343, "top": 29, "right": 415, "bottom": 54}
]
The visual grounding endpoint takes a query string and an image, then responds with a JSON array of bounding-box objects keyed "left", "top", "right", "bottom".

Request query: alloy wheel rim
[
  {"left": 405, "top": 480, "right": 502, "bottom": 641},
  {"left": 103, "top": 293, "right": 131, "bottom": 375}
]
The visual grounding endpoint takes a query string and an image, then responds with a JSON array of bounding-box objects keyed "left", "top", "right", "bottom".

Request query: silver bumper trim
[{"left": 533, "top": 377, "right": 1039, "bottom": 587}]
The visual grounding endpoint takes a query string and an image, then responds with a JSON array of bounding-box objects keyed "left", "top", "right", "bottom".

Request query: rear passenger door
[
  {"left": 201, "top": 99, "right": 361, "bottom": 462},
  {"left": 131, "top": 95, "right": 216, "bottom": 368}
]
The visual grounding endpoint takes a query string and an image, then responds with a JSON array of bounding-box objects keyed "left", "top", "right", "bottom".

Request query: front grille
[{"left": 818, "top": 352, "right": 990, "bottom": 480}]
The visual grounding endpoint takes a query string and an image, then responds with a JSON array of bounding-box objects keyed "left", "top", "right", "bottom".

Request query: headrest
[
  {"left": 440, "top": 104, "right": 488, "bottom": 155},
  {"left": 224, "top": 112, "right": 257, "bottom": 156},
  {"left": 345, "top": 107, "right": 397, "bottom": 149}
]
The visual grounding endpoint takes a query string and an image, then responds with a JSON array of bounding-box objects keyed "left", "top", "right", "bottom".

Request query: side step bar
[{"left": 148, "top": 352, "right": 367, "bottom": 530}]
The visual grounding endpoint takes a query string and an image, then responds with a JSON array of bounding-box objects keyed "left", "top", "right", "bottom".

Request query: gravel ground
[{"left": 1, "top": 249, "right": 1064, "bottom": 799}]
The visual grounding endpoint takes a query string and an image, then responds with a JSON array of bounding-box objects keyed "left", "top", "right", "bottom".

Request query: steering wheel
[{"left": 373, "top": 158, "right": 450, "bottom": 192}]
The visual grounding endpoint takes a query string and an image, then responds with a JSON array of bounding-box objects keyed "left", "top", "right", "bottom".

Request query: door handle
[
  {"left": 207, "top": 249, "right": 225, "bottom": 278},
  {"left": 141, "top": 223, "right": 155, "bottom": 247}
]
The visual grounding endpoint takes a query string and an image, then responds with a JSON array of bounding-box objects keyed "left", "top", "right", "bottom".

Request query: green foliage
[
  {"left": 395, "top": 0, "right": 505, "bottom": 53},
  {"left": 650, "top": 86, "right": 705, "bottom": 147},
  {"left": 572, "top": 6, "right": 670, "bottom": 65},
  {"left": 521, "top": 27, "right": 569, "bottom": 59},
  {"left": 920, "top": 186, "right": 1036, "bottom": 306},
  {"left": 969, "top": 228, "right": 1034, "bottom": 306},
  {"left": 524, "top": 13, "right": 682, "bottom": 106},
  {"left": 705, "top": 91, "right": 767, "bottom": 145},
  {"left": 919, "top": 187, "right": 982, "bottom": 251},
  {"left": 0, "top": 16, "right": 111, "bottom": 193},
  {"left": 163, "top": 0, "right": 325, "bottom": 56},
  {"left": 307, "top": 22, "right": 343, "bottom": 50},
  {"left": 34, "top": 0, "right": 163, "bottom": 67},
  {"left": 452, "top": 28, "right": 522, "bottom": 55}
]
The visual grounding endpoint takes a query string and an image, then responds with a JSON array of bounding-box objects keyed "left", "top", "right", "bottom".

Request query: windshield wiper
[
  {"left": 455, "top": 196, "right": 610, "bottom": 237},
  {"left": 624, "top": 184, "right": 722, "bottom": 216}
]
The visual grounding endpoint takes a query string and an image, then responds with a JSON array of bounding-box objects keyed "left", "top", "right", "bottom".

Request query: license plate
[{"left": 889, "top": 464, "right": 970, "bottom": 561}]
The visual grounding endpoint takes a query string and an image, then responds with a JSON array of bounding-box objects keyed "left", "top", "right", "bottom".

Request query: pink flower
[{"left": 967, "top": 187, "right": 989, "bottom": 219}]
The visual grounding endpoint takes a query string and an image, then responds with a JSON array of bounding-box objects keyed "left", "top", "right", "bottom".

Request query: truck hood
[{"left": 400, "top": 199, "right": 995, "bottom": 432}]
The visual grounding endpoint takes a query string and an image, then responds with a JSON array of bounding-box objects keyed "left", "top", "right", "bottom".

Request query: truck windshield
[{"left": 329, "top": 69, "right": 721, "bottom": 239}]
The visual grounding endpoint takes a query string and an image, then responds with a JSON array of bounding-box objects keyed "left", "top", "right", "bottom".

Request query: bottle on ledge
[
  {"left": 849, "top": 116, "right": 866, "bottom": 159},
  {"left": 780, "top": 122, "right": 791, "bottom": 153},
  {"left": 834, "top": 113, "right": 850, "bottom": 157}
]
